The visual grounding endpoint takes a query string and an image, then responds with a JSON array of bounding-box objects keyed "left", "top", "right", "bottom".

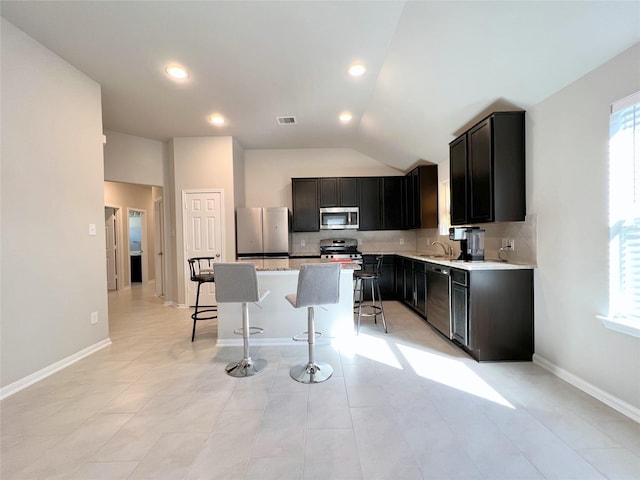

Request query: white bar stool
[
  {"left": 286, "top": 263, "right": 341, "bottom": 384},
  {"left": 214, "top": 263, "right": 269, "bottom": 377}
]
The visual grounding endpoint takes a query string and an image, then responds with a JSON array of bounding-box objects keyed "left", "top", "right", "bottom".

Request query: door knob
[{"left": 215, "top": 253, "right": 221, "bottom": 258}]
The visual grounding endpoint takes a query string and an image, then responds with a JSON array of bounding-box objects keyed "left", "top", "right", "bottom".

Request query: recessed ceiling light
[
  {"left": 339, "top": 112, "right": 353, "bottom": 123},
  {"left": 208, "top": 114, "right": 226, "bottom": 126},
  {"left": 348, "top": 63, "right": 366, "bottom": 76},
  {"left": 165, "top": 64, "right": 189, "bottom": 80}
]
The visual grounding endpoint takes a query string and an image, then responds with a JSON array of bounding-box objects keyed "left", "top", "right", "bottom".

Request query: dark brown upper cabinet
[
  {"left": 450, "top": 111, "right": 526, "bottom": 225},
  {"left": 291, "top": 178, "right": 319, "bottom": 232},
  {"left": 319, "top": 177, "right": 358, "bottom": 207},
  {"left": 357, "top": 176, "right": 404, "bottom": 231},
  {"left": 404, "top": 165, "right": 438, "bottom": 229},
  {"left": 293, "top": 175, "right": 412, "bottom": 232},
  {"left": 357, "top": 177, "right": 382, "bottom": 231},
  {"left": 381, "top": 176, "right": 403, "bottom": 230}
]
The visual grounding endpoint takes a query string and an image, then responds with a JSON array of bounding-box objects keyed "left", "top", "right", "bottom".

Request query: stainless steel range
[{"left": 320, "top": 238, "right": 362, "bottom": 264}]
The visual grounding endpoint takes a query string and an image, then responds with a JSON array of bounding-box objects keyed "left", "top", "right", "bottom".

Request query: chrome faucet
[{"left": 432, "top": 241, "right": 453, "bottom": 257}]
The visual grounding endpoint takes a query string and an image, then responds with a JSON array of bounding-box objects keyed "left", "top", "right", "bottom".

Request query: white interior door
[
  {"left": 105, "top": 207, "right": 118, "bottom": 290},
  {"left": 154, "top": 198, "right": 165, "bottom": 297},
  {"left": 184, "top": 191, "right": 223, "bottom": 306}
]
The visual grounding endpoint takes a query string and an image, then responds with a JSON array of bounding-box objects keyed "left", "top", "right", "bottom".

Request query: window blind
[{"left": 610, "top": 92, "right": 640, "bottom": 319}]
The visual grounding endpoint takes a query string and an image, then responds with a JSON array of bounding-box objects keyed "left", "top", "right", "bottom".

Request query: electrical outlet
[
  {"left": 91, "top": 312, "right": 98, "bottom": 325},
  {"left": 399, "top": 238, "right": 405, "bottom": 245},
  {"left": 502, "top": 238, "right": 515, "bottom": 250},
  {"left": 301, "top": 239, "right": 305, "bottom": 247}
]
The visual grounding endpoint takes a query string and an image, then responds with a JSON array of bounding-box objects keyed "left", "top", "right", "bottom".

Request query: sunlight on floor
[
  {"left": 396, "top": 344, "right": 515, "bottom": 408},
  {"left": 338, "top": 333, "right": 404, "bottom": 369}
]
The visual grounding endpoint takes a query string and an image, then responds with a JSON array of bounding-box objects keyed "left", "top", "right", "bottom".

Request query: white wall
[
  {"left": 232, "top": 138, "right": 246, "bottom": 209},
  {"left": 529, "top": 44, "right": 640, "bottom": 412},
  {"left": 1, "top": 20, "right": 109, "bottom": 389},
  {"left": 244, "top": 148, "right": 404, "bottom": 207},
  {"left": 164, "top": 140, "right": 178, "bottom": 304},
  {"left": 171, "top": 137, "right": 237, "bottom": 305},
  {"left": 103, "top": 130, "right": 165, "bottom": 187}
]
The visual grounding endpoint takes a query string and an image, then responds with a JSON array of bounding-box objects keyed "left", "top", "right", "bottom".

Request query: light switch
[{"left": 89, "top": 223, "right": 97, "bottom": 236}]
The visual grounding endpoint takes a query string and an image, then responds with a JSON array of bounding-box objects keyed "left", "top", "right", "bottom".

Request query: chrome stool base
[
  {"left": 290, "top": 361, "right": 333, "bottom": 384},
  {"left": 358, "top": 304, "right": 383, "bottom": 317},
  {"left": 225, "top": 357, "right": 267, "bottom": 377}
]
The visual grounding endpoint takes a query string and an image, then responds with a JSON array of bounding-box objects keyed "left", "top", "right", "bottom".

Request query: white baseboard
[
  {"left": 533, "top": 354, "right": 640, "bottom": 423},
  {"left": 0, "top": 338, "right": 112, "bottom": 400}
]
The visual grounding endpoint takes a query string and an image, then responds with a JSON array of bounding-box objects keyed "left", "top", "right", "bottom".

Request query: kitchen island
[{"left": 216, "top": 258, "right": 358, "bottom": 346}]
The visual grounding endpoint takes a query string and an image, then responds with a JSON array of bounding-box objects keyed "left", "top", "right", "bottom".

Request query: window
[{"left": 606, "top": 92, "right": 640, "bottom": 336}]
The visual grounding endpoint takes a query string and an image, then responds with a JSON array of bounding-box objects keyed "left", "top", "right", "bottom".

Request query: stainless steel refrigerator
[{"left": 236, "top": 207, "right": 291, "bottom": 258}]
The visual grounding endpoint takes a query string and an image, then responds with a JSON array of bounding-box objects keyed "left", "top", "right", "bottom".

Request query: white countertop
[
  {"left": 247, "top": 253, "right": 535, "bottom": 271},
  {"left": 237, "top": 257, "right": 360, "bottom": 272},
  {"left": 364, "top": 251, "right": 536, "bottom": 271}
]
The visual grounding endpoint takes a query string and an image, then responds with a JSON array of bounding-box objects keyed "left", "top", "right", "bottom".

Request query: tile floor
[{"left": 1, "top": 283, "right": 639, "bottom": 479}]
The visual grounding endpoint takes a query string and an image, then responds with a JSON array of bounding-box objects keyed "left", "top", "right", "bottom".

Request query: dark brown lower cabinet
[
  {"left": 465, "top": 269, "right": 534, "bottom": 362},
  {"left": 394, "top": 257, "right": 428, "bottom": 317},
  {"left": 414, "top": 261, "right": 427, "bottom": 317},
  {"left": 360, "top": 255, "right": 395, "bottom": 301},
  {"left": 394, "top": 255, "right": 534, "bottom": 362}
]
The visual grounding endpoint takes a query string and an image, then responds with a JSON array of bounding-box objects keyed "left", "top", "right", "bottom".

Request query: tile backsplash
[
  {"left": 291, "top": 230, "right": 417, "bottom": 256},
  {"left": 290, "top": 215, "right": 537, "bottom": 265},
  {"left": 416, "top": 214, "right": 537, "bottom": 264}
]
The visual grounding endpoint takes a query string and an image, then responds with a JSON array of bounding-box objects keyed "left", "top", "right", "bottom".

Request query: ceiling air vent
[{"left": 276, "top": 116, "right": 297, "bottom": 125}]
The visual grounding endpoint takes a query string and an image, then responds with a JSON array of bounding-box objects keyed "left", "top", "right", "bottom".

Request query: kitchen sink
[
  {"left": 418, "top": 254, "right": 454, "bottom": 260},
  {"left": 419, "top": 256, "right": 508, "bottom": 264}
]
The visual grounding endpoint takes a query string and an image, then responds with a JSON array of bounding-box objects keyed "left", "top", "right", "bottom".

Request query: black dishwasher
[
  {"left": 450, "top": 269, "right": 469, "bottom": 347},
  {"left": 425, "top": 264, "right": 451, "bottom": 339}
]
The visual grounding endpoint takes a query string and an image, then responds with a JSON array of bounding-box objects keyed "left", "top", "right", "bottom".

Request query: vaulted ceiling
[{"left": 2, "top": 1, "right": 638, "bottom": 170}]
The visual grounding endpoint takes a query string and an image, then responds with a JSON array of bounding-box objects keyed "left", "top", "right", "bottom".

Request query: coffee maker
[{"left": 449, "top": 227, "right": 485, "bottom": 261}]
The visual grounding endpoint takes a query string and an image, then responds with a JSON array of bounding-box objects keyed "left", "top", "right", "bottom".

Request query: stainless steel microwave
[{"left": 319, "top": 207, "right": 359, "bottom": 230}]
